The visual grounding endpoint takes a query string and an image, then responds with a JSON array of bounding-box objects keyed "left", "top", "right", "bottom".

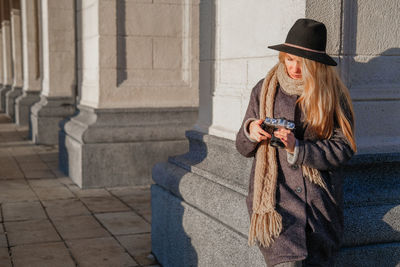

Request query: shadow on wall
[
  {"left": 151, "top": 0, "right": 218, "bottom": 265},
  {"left": 151, "top": 131, "right": 209, "bottom": 266}
]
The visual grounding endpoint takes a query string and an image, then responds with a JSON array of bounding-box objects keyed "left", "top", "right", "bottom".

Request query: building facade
[{"left": 0, "top": 0, "right": 399, "bottom": 266}]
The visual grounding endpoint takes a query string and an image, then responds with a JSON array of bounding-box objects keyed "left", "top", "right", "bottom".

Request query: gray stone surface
[
  {"left": 15, "top": 91, "right": 41, "bottom": 126},
  {"left": 32, "top": 186, "right": 75, "bottom": 201},
  {"left": 0, "top": 248, "right": 12, "bottom": 267},
  {"left": 42, "top": 199, "right": 90, "bottom": 218},
  {"left": 0, "top": 85, "right": 12, "bottom": 113},
  {"left": 95, "top": 211, "right": 151, "bottom": 236},
  {"left": 80, "top": 196, "right": 131, "bottom": 213},
  {"left": 11, "top": 242, "right": 75, "bottom": 267},
  {"left": 335, "top": 242, "right": 400, "bottom": 267},
  {"left": 5, "top": 219, "right": 61, "bottom": 246},
  {"left": 66, "top": 237, "right": 138, "bottom": 267},
  {"left": 151, "top": 184, "right": 265, "bottom": 267},
  {"left": 30, "top": 95, "right": 75, "bottom": 145},
  {"left": 2, "top": 201, "right": 47, "bottom": 222},
  {"left": 52, "top": 215, "right": 110, "bottom": 240},
  {"left": 116, "top": 233, "right": 158, "bottom": 266},
  {"left": 60, "top": 105, "right": 197, "bottom": 188},
  {"left": 5, "top": 87, "right": 23, "bottom": 121},
  {"left": 0, "top": 180, "right": 38, "bottom": 203}
]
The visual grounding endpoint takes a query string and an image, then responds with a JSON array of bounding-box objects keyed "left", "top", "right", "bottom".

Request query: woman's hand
[
  {"left": 273, "top": 128, "right": 296, "bottom": 153},
  {"left": 249, "top": 120, "right": 271, "bottom": 142}
]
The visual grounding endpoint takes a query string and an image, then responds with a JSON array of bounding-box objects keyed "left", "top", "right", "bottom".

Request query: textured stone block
[
  {"left": 125, "top": 3, "right": 182, "bottom": 36},
  {"left": 30, "top": 96, "right": 75, "bottom": 145},
  {"left": 61, "top": 106, "right": 196, "bottom": 188},
  {"left": 122, "top": 36, "right": 152, "bottom": 69},
  {"left": 14, "top": 91, "right": 40, "bottom": 126},
  {"left": 151, "top": 184, "right": 265, "bottom": 267},
  {"left": 0, "top": 180, "right": 38, "bottom": 203},
  {"left": 0, "top": 248, "right": 12, "bottom": 267},
  {"left": 5, "top": 87, "right": 23, "bottom": 121},
  {"left": 153, "top": 37, "right": 182, "bottom": 69}
]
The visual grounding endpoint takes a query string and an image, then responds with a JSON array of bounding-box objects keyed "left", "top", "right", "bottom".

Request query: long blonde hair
[{"left": 279, "top": 52, "right": 357, "bottom": 152}]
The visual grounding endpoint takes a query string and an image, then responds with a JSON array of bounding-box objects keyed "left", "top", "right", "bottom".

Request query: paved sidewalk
[{"left": 0, "top": 114, "right": 159, "bottom": 267}]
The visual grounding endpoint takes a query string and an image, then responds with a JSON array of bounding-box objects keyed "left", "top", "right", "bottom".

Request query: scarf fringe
[
  {"left": 302, "top": 166, "right": 328, "bottom": 191},
  {"left": 248, "top": 210, "right": 282, "bottom": 247}
]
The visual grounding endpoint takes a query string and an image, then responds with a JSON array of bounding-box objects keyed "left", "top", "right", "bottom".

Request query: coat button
[
  {"left": 295, "top": 186, "right": 302, "bottom": 193},
  {"left": 291, "top": 164, "right": 299, "bottom": 170}
]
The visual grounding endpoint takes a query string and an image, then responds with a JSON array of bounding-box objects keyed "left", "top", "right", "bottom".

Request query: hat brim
[{"left": 268, "top": 44, "right": 337, "bottom": 66}]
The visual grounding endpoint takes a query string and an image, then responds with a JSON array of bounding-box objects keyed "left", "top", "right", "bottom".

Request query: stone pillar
[
  {"left": 15, "top": 0, "right": 41, "bottom": 126},
  {"left": 306, "top": 1, "right": 400, "bottom": 265},
  {"left": 5, "top": 0, "right": 24, "bottom": 121},
  {"left": 151, "top": 1, "right": 306, "bottom": 266},
  {"left": 30, "top": 0, "right": 75, "bottom": 144},
  {"left": 60, "top": 0, "right": 199, "bottom": 188},
  {"left": 0, "top": 29, "right": 3, "bottom": 89},
  {"left": 0, "top": 0, "right": 13, "bottom": 112}
]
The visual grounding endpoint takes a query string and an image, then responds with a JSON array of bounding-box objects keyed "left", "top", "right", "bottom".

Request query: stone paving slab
[
  {"left": 116, "top": 233, "right": 158, "bottom": 266},
  {"left": 0, "top": 234, "right": 7, "bottom": 248},
  {"left": 11, "top": 242, "right": 75, "bottom": 267},
  {"left": 5, "top": 219, "right": 61, "bottom": 246},
  {"left": 33, "top": 186, "right": 75, "bottom": 201},
  {"left": 28, "top": 178, "right": 63, "bottom": 188},
  {"left": 19, "top": 161, "right": 49, "bottom": 171},
  {"left": 23, "top": 169, "right": 56, "bottom": 179},
  {"left": 0, "top": 180, "right": 38, "bottom": 203},
  {"left": 43, "top": 199, "right": 91, "bottom": 218},
  {"left": 80, "top": 196, "right": 131, "bottom": 213},
  {"left": 0, "top": 248, "right": 11, "bottom": 267},
  {"left": 67, "top": 237, "right": 138, "bottom": 267},
  {"left": 0, "top": 113, "right": 159, "bottom": 266},
  {"left": 68, "top": 185, "right": 112, "bottom": 198},
  {"left": 52, "top": 215, "right": 110, "bottom": 240},
  {"left": 96, "top": 212, "right": 151, "bottom": 236},
  {"left": 2, "top": 201, "right": 47, "bottom": 221}
]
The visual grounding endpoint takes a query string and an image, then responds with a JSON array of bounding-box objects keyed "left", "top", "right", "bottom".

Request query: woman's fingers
[{"left": 250, "top": 120, "right": 271, "bottom": 142}]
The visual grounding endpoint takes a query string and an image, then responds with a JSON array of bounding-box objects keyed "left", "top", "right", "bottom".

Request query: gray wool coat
[{"left": 235, "top": 79, "right": 355, "bottom": 266}]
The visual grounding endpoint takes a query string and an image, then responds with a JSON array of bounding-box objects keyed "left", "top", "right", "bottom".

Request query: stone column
[
  {"left": 59, "top": 0, "right": 199, "bottom": 188},
  {"left": 0, "top": 0, "right": 13, "bottom": 112},
  {"left": 5, "top": 0, "right": 24, "bottom": 120},
  {"left": 0, "top": 29, "right": 3, "bottom": 89},
  {"left": 30, "top": 0, "right": 75, "bottom": 144},
  {"left": 15, "top": 0, "right": 41, "bottom": 126}
]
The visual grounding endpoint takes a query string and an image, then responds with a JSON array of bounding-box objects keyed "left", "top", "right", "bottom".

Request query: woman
[{"left": 235, "top": 19, "right": 356, "bottom": 266}]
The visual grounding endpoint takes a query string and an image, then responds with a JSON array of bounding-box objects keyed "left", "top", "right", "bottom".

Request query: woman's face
[{"left": 284, "top": 53, "right": 302, "bottom": 80}]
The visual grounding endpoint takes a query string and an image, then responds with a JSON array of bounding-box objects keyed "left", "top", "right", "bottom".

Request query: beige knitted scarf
[{"left": 248, "top": 63, "right": 328, "bottom": 248}]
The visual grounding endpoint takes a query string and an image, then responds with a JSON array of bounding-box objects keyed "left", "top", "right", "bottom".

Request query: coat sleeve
[
  {"left": 294, "top": 128, "right": 355, "bottom": 171},
  {"left": 290, "top": 95, "right": 356, "bottom": 170},
  {"left": 235, "top": 79, "right": 263, "bottom": 158}
]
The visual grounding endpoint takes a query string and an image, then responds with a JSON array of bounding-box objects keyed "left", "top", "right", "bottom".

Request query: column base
[
  {"left": 30, "top": 95, "right": 76, "bottom": 145},
  {"left": 15, "top": 91, "right": 41, "bottom": 126},
  {"left": 5, "top": 87, "right": 23, "bottom": 121},
  {"left": 151, "top": 130, "right": 400, "bottom": 266},
  {"left": 60, "top": 105, "right": 198, "bottom": 188},
  {"left": 0, "top": 85, "right": 12, "bottom": 113}
]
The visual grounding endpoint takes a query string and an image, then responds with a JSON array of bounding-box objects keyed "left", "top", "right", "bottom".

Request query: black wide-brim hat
[{"left": 268, "top": 18, "right": 337, "bottom": 66}]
